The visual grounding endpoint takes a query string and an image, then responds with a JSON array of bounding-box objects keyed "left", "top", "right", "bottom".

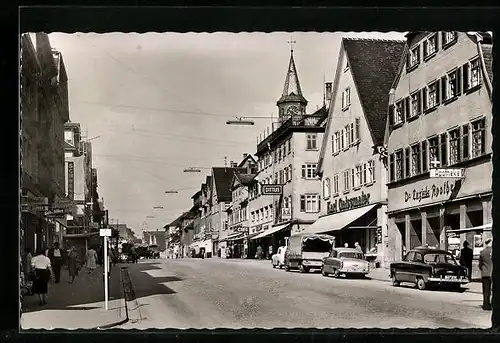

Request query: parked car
[
  {"left": 321, "top": 248, "right": 370, "bottom": 278},
  {"left": 272, "top": 246, "right": 287, "bottom": 269},
  {"left": 389, "top": 246, "right": 469, "bottom": 291},
  {"left": 284, "top": 233, "right": 335, "bottom": 273}
]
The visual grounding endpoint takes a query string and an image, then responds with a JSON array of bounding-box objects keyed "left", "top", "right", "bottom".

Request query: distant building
[
  {"left": 143, "top": 230, "right": 167, "bottom": 252},
  {"left": 385, "top": 32, "right": 493, "bottom": 265},
  {"left": 247, "top": 47, "right": 329, "bottom": 258}
]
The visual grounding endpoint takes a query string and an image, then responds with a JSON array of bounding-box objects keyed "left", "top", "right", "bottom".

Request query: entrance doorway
[
  {"left": 409, "top": 218, "right": 422, "bottom": 249},
  {"left": 426, "top": 217, "right": 440, "bottom": 247}
]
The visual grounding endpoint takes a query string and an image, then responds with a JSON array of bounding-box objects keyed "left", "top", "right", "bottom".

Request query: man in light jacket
[{"left": 478, "top": 238, "right": 493, "bottom": 311}]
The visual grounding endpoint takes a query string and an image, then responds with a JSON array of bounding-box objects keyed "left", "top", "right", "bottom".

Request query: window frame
[
  {"left": 333, "top": 174, "right": 339, "bottom": 196},
  {"left": 410, "top": 142, "right": 422, "bottom": 176},
  {"left": 448, "top": 127, "right": 461, "bottom": 165},
  {"left": 442, "top": 31, "right": 458, "bottom": 49},
  {"left": 323, "top": 177, "right": 331, "bottom": 199},
  {"left": 306, "top": 133, "right": 318, "bottom": 150},
  {"left": 471, "top": 117, "right": 486, "bottom": 158},
  {"left": 423, "top": 33, "right": 438, "bottom": 60},
  {"left": 301, "top": 163, "right": 318, "bottom": 179},
  {"left": 341, "top": 87, "right": 351, "bottom": 110},
  {"left": 395, "top": 149, "right": 403, "bottom": 181},
  {"left": 407, "top": 44, "right": 421, "bottom": 70},
  {"left": 409, "top": 90, "right": 422, "bottom": 119},
  {"left": 300, "top": 193, "right": 320, "bottom": 213},
  {"left": 343, "top": 169, "right": 350, "bottom": 193}
]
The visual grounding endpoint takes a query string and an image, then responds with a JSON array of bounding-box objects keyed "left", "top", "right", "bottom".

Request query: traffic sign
[
  {"left": 430, "top": 168, "right": 465, "bottom": 178},
  {"left": 100, "top": 228, "right": 112, "bottom": 237},
  {"left": 261, "top": 184, "right": 283, "bottom": 195}
]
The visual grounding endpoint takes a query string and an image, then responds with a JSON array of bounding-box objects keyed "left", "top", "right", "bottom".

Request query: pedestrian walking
[
  {"left": 47, "top": 242, "right": 64, "bottom": 283},
  {"left": 67, "top": 246, "right": 79, "bottom": 283},
  {"left": 31, "top": 249, "right": 52, "bottom": 305},
  {"left": 86, "top": 246, "right": 98, "bottom": 274},
  {"left": 256, "top": 245, "right": 263, "bottom": 260},
  {"left": 478, "top": 238, "right": 493, "bottom": 311},
  {"left": 459, "top": 241, "right": 473, "bottom": 279}
]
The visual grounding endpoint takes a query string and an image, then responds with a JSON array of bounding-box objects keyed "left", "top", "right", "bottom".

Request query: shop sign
[
  {"left": 430, "top": 168, "right": 465, "bottom": 178},
  {"left": 376, "top": 227, "right": 382, "bottom": 244},
  {"left": 404, "top": 180, "right": 455, "bottom": 204},
  {"left": 67, "top": 162, "right": 74, "bottom": 200},
  {"left": 327, "top": 192, "right": 371, "bottom": 214},
  {"left": 261, "top": 184, "right": 283, "bottom": 195}
]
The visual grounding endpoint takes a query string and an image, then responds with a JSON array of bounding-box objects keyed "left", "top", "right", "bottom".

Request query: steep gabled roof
[
  {"left": 481, "top": 44, "right": 493, "bottom": 84},
  {"left": 212, "top": 167, "right": 247, "bottom": 202},
  {"left": 343, "top": 38, "right": 405, "bottom": 146},
  {"left": 238, "top": 154, "right": 257, "bottom": 168}
]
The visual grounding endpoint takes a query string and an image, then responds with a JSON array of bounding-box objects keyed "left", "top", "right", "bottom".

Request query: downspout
[{"left": 476, "top": 40, "right": 493, "bottom": 101}]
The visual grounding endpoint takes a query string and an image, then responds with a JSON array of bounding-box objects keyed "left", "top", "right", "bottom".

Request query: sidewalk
[
  {"left": 21, "top": 264, "right": 127, "bottom": 330},
  {"left": 367, "top": 267, "right": 483, "bottom": 294}
]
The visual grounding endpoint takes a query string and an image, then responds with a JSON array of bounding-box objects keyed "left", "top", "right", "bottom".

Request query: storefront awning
[
  {"left": 227, "top": 233, "right": 245, "bottom": 242},
  {"left": 219, "top": 232, "right": 242, "bottom": 242},
  {"left": 251, "top": 223, "right": 290, "bottom": 240},
  {"left": 63, "top": 232, "right": 100, "bottom": 239},
  {"left": 447, "top": 223, "right": 492, "bottom": 233},
  {"left": 301, "top": 204, "right": 377, "bottom": 235}
]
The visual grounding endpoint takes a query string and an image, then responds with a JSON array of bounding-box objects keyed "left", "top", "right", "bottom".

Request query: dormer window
[
  {"left": 423, "top": 33, "right": 438, "bottom": 59},
  {"left": 442, "top": 31, "right": 457, "bottom": 48}
]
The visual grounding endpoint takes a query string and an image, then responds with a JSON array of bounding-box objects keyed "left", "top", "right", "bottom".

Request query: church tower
[{"left": 276, "top": 42, "right": 308, "bottom": 124}]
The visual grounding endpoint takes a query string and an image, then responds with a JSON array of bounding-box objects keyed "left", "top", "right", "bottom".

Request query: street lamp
[
  {"left": 183, "top": 167, "right": 202, "bottom": 173},
  {"left": 165, "top": 190, "right": 179, "bottom": 194},
  {"left": 153, "top": 206, "right": 164, "bottom": 209},
  {"left": 226, "top": 117, "right": 255, "bottom": 126}
]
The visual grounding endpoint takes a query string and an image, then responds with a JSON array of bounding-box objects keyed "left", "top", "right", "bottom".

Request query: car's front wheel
[
  {"left": 391, "top": 274, "right": 400, "bottom": 287},
  {"left": 416, "top": 277, "right": 427, "bottom": 290}
]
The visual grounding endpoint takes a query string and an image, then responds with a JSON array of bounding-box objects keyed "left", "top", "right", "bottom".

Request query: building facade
[
  {"left": 248, "top": 48, "right": 329, "bottom": 258},
  {"left": 143, "top": 230, "right": 167, "bottom": 253},
  {"left": 312, "top": 38, "right": 405, "bottom": 267},
  {"left": 21, "top": 32, "right": 70, "bottom": 253},
  {"left": 385, "top": 32, "right": 493, "bottom": 272}
]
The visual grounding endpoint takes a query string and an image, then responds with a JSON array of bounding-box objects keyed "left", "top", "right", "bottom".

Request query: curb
[{"left": 94, "top": 265, "right": 129, "bottom": 330}]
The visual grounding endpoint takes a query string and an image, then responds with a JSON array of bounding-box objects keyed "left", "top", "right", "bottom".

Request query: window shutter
[
  {"left": 416, "top": 45, "right": 420, "bottom": 62},
  {"left": 388, "top": 105, "right": 394, "bottom": 127},
  {"left": 462, "top": 62, "right": 469, "bottom": 91},
  {"left": 355, "top": 117, "right": 360, "bottom": 141},
  {"left": 441, "top": 76, "right": 447, "bottom": 102},
  {"left": 406, "top": 52, "right": 410, "bottom": 69},
  {"left": 289, "top": 164, "right": 293, "bottom": 181},
  {"left": 423, "top": 40, "right": 428, "bottom": 56},
  {"left": 456, "top": 67, "right": 462, "bottom": 96},
  {"left": 422, "top": 88, "right": 427, "bottom": 111},
  {"left": 441, "top": 32, "right": 446, "bottom": 44},
  {"left": 435, "top": 81, "right": 441, "bottom": 105},
  {"left": 301, "top": 165, "right": 306, "bottom": 177},
  {"left": 421, "top": 140, "right": 428, "bottom": 172},
  {"left": 351, "top": 168, "right": 355, "bottom": 187},
  {"left": 331, "top": 135, "right": 335, "bottom": 153},
  {"left": 317, "top": 195, "right": 321, "bottom": 212},
  {"left": 404, "top": 97, "right": 410, "bottom": 121},
  {"left": 440, "top": 133, "right": 448, "bottom": 167},
  {"left": 300, "top": 195, "right": 305, "bottom": 212},
  {"left": 371, "top": 160, "right": 375, "bottom": 181}
]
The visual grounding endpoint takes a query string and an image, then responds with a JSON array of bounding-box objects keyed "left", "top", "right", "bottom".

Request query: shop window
[
  {"left": 471, "top": 117, "right": 486, "bottom": 158},
  {"left": 410, "top": 218, "right": 423, "bottom": 249}
]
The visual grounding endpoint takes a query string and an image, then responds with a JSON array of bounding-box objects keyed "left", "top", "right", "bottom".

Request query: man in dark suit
[
  {"left": 459, "top": 241, "right": 473, "bottom": 279},
  {"left": 478, "top": 238, "right": 493, "bottom": 311},
  {"left": 47, "top": 242, "right": 64, "bottom": 283}
]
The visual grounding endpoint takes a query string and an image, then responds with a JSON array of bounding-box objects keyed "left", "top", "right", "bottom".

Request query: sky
[{"left": 47, "top": 31, "right": 405, "bottom": 237}]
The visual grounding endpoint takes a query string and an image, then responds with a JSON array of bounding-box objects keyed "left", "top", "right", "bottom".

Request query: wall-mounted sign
[
  {"left": 281, "top": 208, "right": 291, "bottom": 220},
  {"left": 45, "top": 208, "right": 72, "bottom": 218},
  {"left": 261, "top": 184, "right": 283, "bottom": 195},
  {"left": 430, "top": 168, "right": 465, "bottom": 178},
  {"left": 67, "top": 162, "right": 74, "bottom": 200},
  {"left": 327, "top": 192, "right": 371, "bottom": 214},
  {"left": 376, "top": 227, "right": 382, "bottom": 244},
  {"left": 404, "top": 180, "right": 456, "bottom": 203}
]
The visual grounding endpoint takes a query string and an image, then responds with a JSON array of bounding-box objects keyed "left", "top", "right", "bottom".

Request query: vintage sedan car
[
  {"left": 272, "top": 246, "right": 287, "bottom": 269},
  {"left": 321, "top": 248, "right": 370, "bottom": 278},
  {"left": 390, "top": 247, "right": 469, "bottom": 291}
]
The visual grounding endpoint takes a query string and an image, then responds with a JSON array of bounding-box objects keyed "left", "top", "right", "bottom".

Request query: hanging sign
[
  {"left": 67, "top": 162, "right": 75, "bottom": 200},
  {"left": 261, "top": 184, "right": 283, "bottom": 195}
]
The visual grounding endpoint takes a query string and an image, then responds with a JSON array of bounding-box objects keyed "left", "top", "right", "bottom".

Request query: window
[
  {"left": 301, "top": 163, "right": 318, "bottom": 179},
  {"left": 389, "top": 153, "right": 395, "bottom": 182},
  {"left": 463, "top": 58, "right": 481, "bottom": 90},
  {"left": 395, "top": 150, "right": 403, "bottom": 180},
  {"left": 367, "top": 160, "right": 375, "bottom": 184},
  {"left": 407, "top": 45, "right": 420, "bottom": 69},
  {"left": 300, "top": 194, "right": 320, "bottom": 213},
  {"left": 349, "top": 123, "right": 355, "bottom": 144},
  {"left": 334, "top": 131, "right": 341, "bottom": 154},
  {"left": 354, "top": 165, "right": 362, "bottom": 188},
  {"left": 443, "top": 68, "right": 461, "bottom": 101},
  {"left": 344, "top": 124, "right": 352, "bottom": 147},
  {"left": 278, "top": 145, "right": 283, "bottom": 161},
  {"left": 404, "top": 147, "right": 411, "bottom": 178},
  {"left": 429, "top": 136, "right": 439, "bottom": 168},
  {"left": 275, "top": 172, "right": 278, "bottom": 183},
  {"left": 426, "top": 81, "right": 439, "bottom": 109},
  {"left": 351, "top": 168, "right": 355, "bottom": 190},
  {"left": 439, "top": 133, "right": 448, "bottom": 167},
  {"left": 471, "top": 118, "right": 486, "bottom": 157},
  {"left": 394, "top": 100, "right": 404, "bottom": 125},
  {"left": 306, "top": 133, "right": 317, "bottom": 150},
  {"left": 343, "top": 170, "right": 350, "bottom": 192},
  {"left": 342, "top": 88, "right": 351, "bottom": 109},
  {"left": 422, "top": 140, "right": 428, "bottom": 173},
  {"left": 288, "top": 164, "right": 293, "bottom": 181},
  {"left": 279, "top": 170, "right": 284, "bottom": 184},
  {"left": 411, "top": 143, "right": 421, "bottom": 175},
  {"left": 333, "top": 174, "right": 339, "bottom": 195},
  {"left": 442, "top": 31, "right": 457, "bottom": 47},
  {"left": 331, "top": 135, "right": 336, "bottom": 154},
  {"left": 410, "top": 91, "right": 421, "bottom": 118},
  {"left": 423, "top": 33, "right": 438, "bottom": 58},
  {"left": 449, "top": 128, "right": 461, "bottom": 165},
  {"left": 323, "top": 178, "right": 331, "bottom": 198},
  {"left": 354, "top": 117, "right": 360, "bottom": 142},
  {"left": 340, "top": 129, "right": 345, "bottom": 149}
]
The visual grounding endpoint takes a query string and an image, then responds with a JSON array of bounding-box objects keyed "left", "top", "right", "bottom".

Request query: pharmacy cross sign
[{"left": 430, "top": 158, "right": 440, "bottom": 169}]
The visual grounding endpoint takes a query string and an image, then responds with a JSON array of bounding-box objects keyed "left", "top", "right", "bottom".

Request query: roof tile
[
  {"left": 481, "top": 44, "right": 493, "bottom": 83},
  {"left": 213, "top": 167, "right": 247, "bottom": 202}
]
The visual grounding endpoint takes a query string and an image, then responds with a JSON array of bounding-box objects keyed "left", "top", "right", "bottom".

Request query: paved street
[{"left": 118, "top": 259, "right": 491, "bottom": 329}]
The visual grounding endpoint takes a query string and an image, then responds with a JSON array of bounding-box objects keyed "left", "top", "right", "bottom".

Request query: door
[
  {"left": 396, "top": 251, "right": 414, "bottom": 282},
  {"left": 325, "top": 249, "right": 338, "bottom": 272},
  {"left": 409, "top": 251, "right": 431, "bottom": 282}
]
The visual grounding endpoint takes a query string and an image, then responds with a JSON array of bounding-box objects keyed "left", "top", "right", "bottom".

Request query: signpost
[
  {"left": 261, "top": 184, "right": 283, "bottom": 196},
  {"left": 100, "top": 228, "right": 112, "bottom": 310},
  {"left": 430, "top": 168, "right": 465, "bottom": 178}
]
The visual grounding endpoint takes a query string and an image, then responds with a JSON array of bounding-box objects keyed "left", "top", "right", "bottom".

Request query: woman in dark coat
[{"left": 67, "top": 246, "right": 79, "bottom": 283}]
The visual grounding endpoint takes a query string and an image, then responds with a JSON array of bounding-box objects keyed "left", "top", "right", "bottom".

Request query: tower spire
[{"left": 280, "top": 40, "right": 305, "bottom": 99}]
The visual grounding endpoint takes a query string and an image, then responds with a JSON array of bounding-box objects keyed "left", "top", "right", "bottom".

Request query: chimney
[
  {"left": 231, "top": 162, "right": 238, "bottom": 168},
  {"left": 325, "top": 82, "right": 333, "bottom": 102}
]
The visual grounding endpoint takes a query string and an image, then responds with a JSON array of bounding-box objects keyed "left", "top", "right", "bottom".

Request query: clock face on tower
[{"left": 286, "top": 105, "right": 299, "bottom": 116}]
